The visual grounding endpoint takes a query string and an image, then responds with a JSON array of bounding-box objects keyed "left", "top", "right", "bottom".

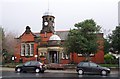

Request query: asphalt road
[
  {"left": 0, "top": 68, "right": 120, "bottom": 79},
  {"left": 0, "top": 67, "right": 120, "bottom": 79},
  {"left": 1, "top": 71, "right": 119, "bottom": 79}
]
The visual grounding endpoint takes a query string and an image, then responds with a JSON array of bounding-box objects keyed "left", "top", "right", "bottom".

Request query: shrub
[{"left": 104, "top": 54, "right": 117, "bottom": 64}]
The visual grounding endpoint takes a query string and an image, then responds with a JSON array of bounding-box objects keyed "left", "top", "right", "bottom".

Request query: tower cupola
[{"left": 40, "top": 12, "right": 55, "bottom": 34}]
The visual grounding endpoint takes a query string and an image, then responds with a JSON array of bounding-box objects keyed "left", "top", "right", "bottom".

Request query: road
[{"left": 0, "top": 67, "right": 120, "bottom": 79}]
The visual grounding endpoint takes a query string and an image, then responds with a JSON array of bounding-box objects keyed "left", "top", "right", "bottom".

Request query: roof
[
  {"left": 33, "top": 33, "right": 40, "bottom": 38},
  {"left": 43, "top": 11, "right": 52, "bottom": 16},
  {"left": 56, "top": 31, "right": 69, "bottom": 40},
  {"left": 49, "top": 34, "right": 61, "bottom": 41}
]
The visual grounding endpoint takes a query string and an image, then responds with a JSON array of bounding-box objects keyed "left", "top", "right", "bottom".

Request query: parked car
[
  {"left": 76, "top": 61, "right": 110, "bottom": 75},
  {"left": 15, "top": 61, "right": 46, "bottom": 73}
]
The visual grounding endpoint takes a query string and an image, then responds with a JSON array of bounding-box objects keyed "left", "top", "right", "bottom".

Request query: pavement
[{"left": 0, "top": 67, "right": 119, "bottom": 74}]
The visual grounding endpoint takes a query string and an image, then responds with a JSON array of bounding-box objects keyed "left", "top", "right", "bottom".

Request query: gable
[{"left": 20, "top": 32, "right": 35, "bottom": 42}]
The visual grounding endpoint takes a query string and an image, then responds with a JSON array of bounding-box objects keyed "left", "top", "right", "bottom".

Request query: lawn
[{"left": 99, "top": 64, "right": 119, "bottom": 68}]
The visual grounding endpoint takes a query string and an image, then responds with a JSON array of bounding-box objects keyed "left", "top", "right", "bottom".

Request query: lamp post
[
  {"left": 35, "top": 55, "right": 38, "bottom": 61},
  {"left": 11, "top": 56, "right": 15, "bottom": 64}
]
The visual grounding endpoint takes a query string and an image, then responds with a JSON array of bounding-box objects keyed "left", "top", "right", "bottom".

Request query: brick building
[{"left": 14, "top": 12, "right": 104, "bottom": 64}]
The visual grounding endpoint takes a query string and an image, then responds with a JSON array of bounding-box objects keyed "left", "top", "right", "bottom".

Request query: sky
[{"left": 0, "top": 0, "right": 120, "bottom": 36}]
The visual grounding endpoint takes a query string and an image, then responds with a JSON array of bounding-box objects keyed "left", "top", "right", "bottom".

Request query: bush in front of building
[{"left": 104, "top": 53, "right": 118, "bottom": 64}]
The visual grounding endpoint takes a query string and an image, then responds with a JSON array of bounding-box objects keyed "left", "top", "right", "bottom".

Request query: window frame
[{"left": 20, "top": 43, "right": 34, "bottom": 57}]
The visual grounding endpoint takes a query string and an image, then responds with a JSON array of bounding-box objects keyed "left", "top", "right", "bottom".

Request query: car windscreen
[
  {"left": 24, "top": 61, "right": 31, "bottom": 66},
  {"left": 30, "top": 61, "right": 40, "bottom": 66}
]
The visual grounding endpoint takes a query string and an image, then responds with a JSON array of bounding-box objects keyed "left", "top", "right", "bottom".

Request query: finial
[
  {"left": 43, "top": 0, "right": 52, "bottom": 16},
  {"left": 25, "top": 26, "right": 31, "bottom": 34},
  {"left": 48, "top": 0, "right": 49, "bottom": 12}
]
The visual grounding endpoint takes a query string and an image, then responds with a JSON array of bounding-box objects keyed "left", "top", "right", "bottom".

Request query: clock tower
[{"left": 40, "top": 12, "right": 55, "bottom": 34}]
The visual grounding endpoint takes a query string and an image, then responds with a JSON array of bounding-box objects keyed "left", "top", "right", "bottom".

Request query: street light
[{"left": 35, "top": 55, "right": 38, "bottom": 61}]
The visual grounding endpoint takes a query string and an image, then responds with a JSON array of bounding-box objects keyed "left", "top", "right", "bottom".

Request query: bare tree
[
  {"left": 0, "top": 26, "right": 3, "bottom": 64},
  {"left": 2, "top": 28, "right": 18, "bottom": 63},
  {"left": 3, "top": 31, "right": 18, "bottom": 55}
]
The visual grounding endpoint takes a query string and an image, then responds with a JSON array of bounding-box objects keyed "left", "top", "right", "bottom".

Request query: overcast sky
[{"left": 0, "top": 0, "right": 120, "bottom": 36}]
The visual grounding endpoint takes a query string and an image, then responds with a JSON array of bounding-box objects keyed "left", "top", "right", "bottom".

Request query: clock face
[{"left": 44, "top": 22, "right": 48, "bottom": 26}]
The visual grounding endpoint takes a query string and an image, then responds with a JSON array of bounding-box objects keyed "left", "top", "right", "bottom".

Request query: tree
[
  {"left": 109, "top": 26, "right": 120, "bottom": 54},
  {"left": 0, "top": 27, "right": 4, "bottom": 53},
  {"left": 64, "top": 19, "right": 101, "bottom": 61},
  {"left": 1, "top": 27, "right": 18, "bottom": 63},
  {"left": 0, "top": 26, "right": 4, "bottom": 64},
  {"left": 3, "top": 31, "right": 17, "bottom": 55},
  {"left": 104, "top": 38, "right": 110, "bottom": 54},
  {"left": 104, "top": 53, "right": 115, "bottom": 64}
]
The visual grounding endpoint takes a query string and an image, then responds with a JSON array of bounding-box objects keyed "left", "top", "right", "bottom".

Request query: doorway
[{"left": 49, "top": 51, "right": 58, "bottom": 63}]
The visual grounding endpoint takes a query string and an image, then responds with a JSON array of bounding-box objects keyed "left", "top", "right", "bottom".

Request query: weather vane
[{"left": 48, "top": 0, "right": 50, "bottom": 12}]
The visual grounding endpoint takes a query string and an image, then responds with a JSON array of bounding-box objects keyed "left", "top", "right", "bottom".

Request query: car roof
[
  {"left": 79, "top": 61, "right": 95, "bottom": 64},
  {"left": 25, "top": 61, "right": 40, "bottom": 63},
  {"left": 80, "top": 61, "right": 92, "bottom": 62}
]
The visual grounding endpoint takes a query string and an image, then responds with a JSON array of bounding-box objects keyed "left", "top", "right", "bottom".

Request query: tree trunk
[
  {"left": 85, "top": 53, "right": 90, "bottom": 61},
  {"left": 71, "top": 53, "right": 74, "bottom": 64},
  {"left": 118, "top": 57, "right": 120, "bottom": 76}
]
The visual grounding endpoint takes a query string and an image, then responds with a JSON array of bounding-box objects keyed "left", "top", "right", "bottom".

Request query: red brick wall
[
  {"left": 15, "top": 31, "right": 104, "bottom": 64},
  {"left": 40, "top": 33, "right": 53, "bottom": 42},
  {"left": 20, "top": 32, "right": 35, "bottom": 42},
  {"left": 14, "top": 31, "right": 38, "bottom": 63}
]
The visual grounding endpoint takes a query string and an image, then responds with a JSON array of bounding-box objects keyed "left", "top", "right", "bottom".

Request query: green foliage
[
  {"left": 99, "top": 64, "right": 118, "bottom": 67},
  {"left": 104, "top": 39, "right": 110, "bottom": 54},
  {"left": 104, "top": 54, "right": 117, "bottom": 64},
  {"left": 64, "top": 19, "right": 101, "bottom": 61},
  {"left": 109, "top": 26, "right": 120, "bottom": 54},
  {"left": 2, "top": 49, "right": 13, "bottom": 64}
]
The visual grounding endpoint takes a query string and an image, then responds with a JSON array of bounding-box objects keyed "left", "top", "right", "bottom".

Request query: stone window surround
[{"left": 21, "top": 43, "right": 34, "bottom": 56}]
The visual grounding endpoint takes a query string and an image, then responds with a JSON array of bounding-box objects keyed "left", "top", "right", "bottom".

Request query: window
[
  {"left": 45, "top": 18, "right": 48, "bottom": 21},
  {"left": 78, "top": 53, "right": 95, "bottom": 57},
  {"left": 78, "top": 62, "right": 83, "bottom": 66},
  {"left": 78, "top": 54, "right": 82, "bottom": 56},
  {"left": 82, "top": 62, "right": 89, "bottom": 67},
  {"left": 21, "top": 43, "right": 34, "bottom": 56},
  {"left": 30, "top": 44, "right": 34, "bottom": 56},
  {"left": 25, "top": 44, "right": 30, "bottom": 56},
  {"left": 30, "top": 61, "right": 38, "bottom": 66},
  {"left": 62, "top": 53, "right": 69, "bottom": 59},
  {"left": 49, "top": 18, "right": 52, "bottom": 21},
  {"left": 21, "top": 44, "right": 25, "bottom": 56},
  {"left": 90, "top": 63, "right": 98, "bottom": 67},
  {"left": 39, "top": 52, "right": 46, "bottom": 57},
  {"left": 24, "top": 61, "right": 31, "bottom": 66}
]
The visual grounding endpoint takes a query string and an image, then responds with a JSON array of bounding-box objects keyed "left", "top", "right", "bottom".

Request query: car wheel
[
  {"left": 101, "top": 70, "right": 107, "bottom": 76},
  {"left": 78, "top": 69, "right": 84, "bottom": 75},
  {"left": 16, "top": 68, "right": 21, "bottom": 73},
  {"left": 35, "top": 68, "right": 40, "bottom": 73}
]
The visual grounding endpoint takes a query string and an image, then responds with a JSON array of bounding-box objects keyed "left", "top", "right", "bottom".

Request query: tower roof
[
  {"left": 43, "top": 11, "right": 52, "bottom": 16},
  {"left": 49, "top": 34, "right": 61, "bottom": 41}
]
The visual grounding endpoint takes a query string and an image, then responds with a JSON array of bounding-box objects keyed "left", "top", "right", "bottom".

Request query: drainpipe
[{"left": 118, "top": 56, "right": 120, "bottom": 76}]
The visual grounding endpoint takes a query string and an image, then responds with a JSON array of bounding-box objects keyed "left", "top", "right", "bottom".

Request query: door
[
  {"left": 49, "top": 51, "right": 58, "bottom": 63},
  {"left": 81, "top": 62, "right": 92, "bottom": 73},
  {"left": 23, "top": 61, "right": 32, "bottom": 72},
  {"left": 89, "top": 62, "right": 100, "bottom": 74}
]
